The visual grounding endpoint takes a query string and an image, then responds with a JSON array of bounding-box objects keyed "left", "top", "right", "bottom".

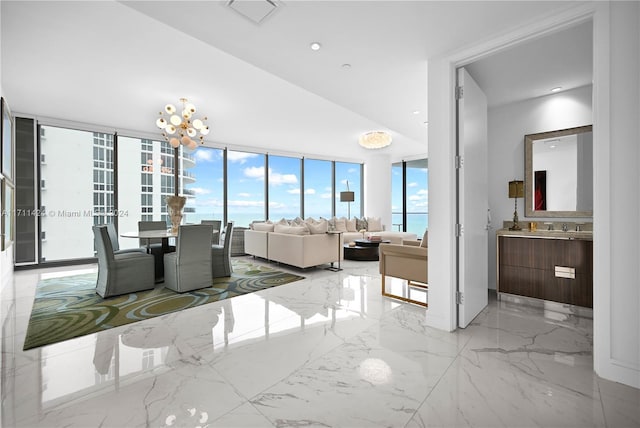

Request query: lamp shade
[
  {"left": 508, "top": 180, "right": 524, "bottom": 198},
  {"left": 340, "top": 191, "right": 355, "bottom": 202}
]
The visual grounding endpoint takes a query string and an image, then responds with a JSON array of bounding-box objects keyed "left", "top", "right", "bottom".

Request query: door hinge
[
  {"left": 455, "top": 85, "right": 464, "bottom": 100},
  {"left": 456, "top": 291, "right": 464, "bottom": 305},
  {"left": 455, "top": 155, "right": 464, "bottom": 169},
  {"left": 455, "top": 223, "right": 464, "bottom": 237}
]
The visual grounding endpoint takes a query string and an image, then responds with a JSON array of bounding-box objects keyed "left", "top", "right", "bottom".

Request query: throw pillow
[
  {"left": 277, "top": 218, "right": 289, "bottom": 226},
  {"left": 252, "top": 222, "right": 275, "bottom": 232},
  {"left": 345, "top": 217, "right": 357, "bottom": 232},
  {"left": 307, "top": 219, "right": 328, "bottom": 234},
  {"left": 420, "top": 229, "right": 428, "bottom": 247},
  {"left": 333, "top": 217, "right": 347, "bottom": 232},
  {"left": 323, "top": 216, "right": 336, "bottom": 231},
  {"left": 355, "top": 217, "right": 368, "bottom": 231},
  {"left": 367, "top": 217, "right": 383, "bottom": 232},
  {"left": 274, "top": 224, "right": 310, "bottom": 235}
]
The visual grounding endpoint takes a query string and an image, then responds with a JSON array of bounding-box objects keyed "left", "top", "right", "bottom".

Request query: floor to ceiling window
[
  {"left": 391, "top": 158, "right": 428, "bottom": 236},
  {"left": 25, "top": 119, "right": 364, "bottom": 264},
  {"left": 227, "top": 150, "right": 266, "bottom": 227},
  {"left": 335, "top": 161, "right": 362, "bottom": 219},
  {"left": 40, "top": 126, "right": 114, "bottom": 261},
  {"left": 182, "top": 146, "right": 224, "bottom": 224},
  {"left": 267, "top": 155, "right": 301, "bottom": 220},
  {"left": 303, "top": 158, "right": 332, "bottom": 219}
]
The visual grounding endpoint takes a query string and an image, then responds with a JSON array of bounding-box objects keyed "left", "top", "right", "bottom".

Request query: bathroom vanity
[{"left": 497, "top": 223, "right": 593, "bottom": 309}]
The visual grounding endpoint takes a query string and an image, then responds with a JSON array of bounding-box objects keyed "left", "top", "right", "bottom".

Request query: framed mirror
[{"left": 524, "top": 125, "right": 592, "bottom": 218}]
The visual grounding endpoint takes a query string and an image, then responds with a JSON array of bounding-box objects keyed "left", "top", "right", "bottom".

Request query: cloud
[
  {"left": 347, "top": 168, "right": 357, "bottom": 174},
  {"left": 408, "top": 182, "right": 418, "bottom": 187},
  {"left": 305, "top": 188, "right": 316, "bottom": 195},
  {"left": 188, "top": 187, "right": 210, "bottom": 195},
  {"left": 237, "top": 192, "right": 251, "bottom": 198},
  {"left": 288, "top": 188, "right": 300, "bottom": 194},
  {"left": 409, "top": 195, "right": 422, "bottom": 201},
  {"left": 195, "top": 150, "right": 215, "bottom": 162},
  {"left": 416, "top": 189, "right": 427, "bottom": 195},
  {"left": 270, "top": 172, "right": 298, "bottom": 185},
  {"left": 320, "top": 192, "right": 332, "bottom": 199},
  {"left": 227, "top": 200, "right": 264, "bottom": 207},
  {"left": 227, "top": 151, "right": 258, "bottom": 164},
  {"left": 244, "top": 166, "right": 265, "bottom": 179}
]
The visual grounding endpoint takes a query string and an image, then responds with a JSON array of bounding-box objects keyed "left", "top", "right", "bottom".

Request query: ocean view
[{"left": 183, "top": 212, "right": 428, "bottom": 236}]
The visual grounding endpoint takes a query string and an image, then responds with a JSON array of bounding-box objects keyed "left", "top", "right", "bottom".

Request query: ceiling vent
[{"left": 227, "top": 0, "right": 280, "bottom": 25}]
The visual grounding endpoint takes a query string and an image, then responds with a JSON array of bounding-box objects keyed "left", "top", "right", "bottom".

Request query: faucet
[
  {"left": 562, "top": 223, "right": 568, "bottom": 232},
  {"left": 576, "top": 223, "right": 583, "bottom": 232}
]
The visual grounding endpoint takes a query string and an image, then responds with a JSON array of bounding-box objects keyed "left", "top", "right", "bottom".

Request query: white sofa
[
  {"left": 244, "top": 217, "right": 418, "bottom": 267},
  {"left": 245, "top": 229, "right": 342, "bottom": 269}
]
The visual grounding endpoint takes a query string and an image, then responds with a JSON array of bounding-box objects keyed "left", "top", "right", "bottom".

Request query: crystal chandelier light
[
  {"left": 156, "top": 97, "right": 210, "bottom": 150},
  {"left": 358, "top": 131, "right": 392, "bottom": 149}
]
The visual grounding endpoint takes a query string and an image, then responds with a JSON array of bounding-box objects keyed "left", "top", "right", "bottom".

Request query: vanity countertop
[{"left": 497, "top": 228, "right": 593, "bottom": 240}]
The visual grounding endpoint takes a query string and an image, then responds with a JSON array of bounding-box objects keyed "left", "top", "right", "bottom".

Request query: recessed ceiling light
[
  {"left": 310, "top": 42, "right": 321, "bottom": 51},
  {"left": 341, "top": 63, "right": 351, "bottom": 69},
  {"left": 413, "top": 110, "right": 420, "bottom": 115},
  {"left": 551, "top": 86, "right": 563, "bottom": 92}
]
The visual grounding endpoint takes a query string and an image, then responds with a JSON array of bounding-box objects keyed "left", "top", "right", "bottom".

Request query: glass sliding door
[
  {"left": 391, "top": 159, "right": 428, "bottom": 235},
  {"left": 391, "top": 162, "right": 404, "bottom": 231},
  {"left": 406, "top": 159, "right": 428, "bottom": 235}
]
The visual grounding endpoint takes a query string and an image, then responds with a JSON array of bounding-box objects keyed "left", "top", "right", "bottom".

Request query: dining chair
[
  {"left": 138, "top": 220, "right": 175, "bottom": 281},
  {"left": 104, "top": 223, "right": 145, "bottom": 255},
  {"left": 93, "top": 225, "right": 155, "bottom": 298},
  {"left": 164, "top": 224, "right": 214, "bottom": 292},
  {"left": 201, "top": 219, "right": 222, "bottom": 245},
  {"left": 212, "top": 221, "right": 234, "bottom": 278}
]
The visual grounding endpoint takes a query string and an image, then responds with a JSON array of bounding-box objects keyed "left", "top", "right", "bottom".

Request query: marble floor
[{"left": 1, "top": 257, "right": 639, "bottom": 428}]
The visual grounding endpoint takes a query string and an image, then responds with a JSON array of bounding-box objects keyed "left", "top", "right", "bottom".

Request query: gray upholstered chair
[
  {"left": 164, "top": 224, "right": 214, "bottom": 292},
  {"left": 138, "top": 220, "right": 175, "bottom": 281},
  {"left": 104, "top": 223, "right": 145, "bottom": 255},
  {"left": 201, "top": 220, "right": 222, "bottom": 245},
  {"left": 212, "top": 222, "right": 234, "bottom": 278},
  {"left": 93, "top": 225, "right": 155, "bottom": 298}
]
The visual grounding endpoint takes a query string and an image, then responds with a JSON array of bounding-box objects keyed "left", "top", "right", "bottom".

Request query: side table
[{"left": 325, "top": 231, "right": 343, "bottom": 271}]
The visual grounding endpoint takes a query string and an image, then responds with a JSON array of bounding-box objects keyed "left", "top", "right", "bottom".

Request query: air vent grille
[{"left": 227, "top": 0, "right": 280, "bottom": 25}]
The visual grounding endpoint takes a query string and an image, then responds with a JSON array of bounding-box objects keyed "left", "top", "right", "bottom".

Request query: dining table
[{"left": 120, "top": 229, "right": 177, "bottom": 253}]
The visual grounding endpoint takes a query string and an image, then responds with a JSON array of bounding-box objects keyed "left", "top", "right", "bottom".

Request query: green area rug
[{"left": 23, "top": 259, "right": 304, "bottom": 350}]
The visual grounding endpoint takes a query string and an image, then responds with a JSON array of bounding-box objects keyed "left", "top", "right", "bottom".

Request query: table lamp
[{"left": 508, "top": 180, "right": 524, "bottom": 231}]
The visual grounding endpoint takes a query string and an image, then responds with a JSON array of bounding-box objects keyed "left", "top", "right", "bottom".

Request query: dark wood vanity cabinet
[{"left": 498, "top": 236, "right": 593, "bottom": 308}]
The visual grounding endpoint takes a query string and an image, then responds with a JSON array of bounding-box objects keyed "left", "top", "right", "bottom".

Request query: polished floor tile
[{"left": 1, "top": 257, "right": 638, "bottom": 427}]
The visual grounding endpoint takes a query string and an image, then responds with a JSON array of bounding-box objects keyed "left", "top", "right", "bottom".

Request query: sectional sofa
[{"left": 244, "top": 217, "right": 418, "bottom": 269}]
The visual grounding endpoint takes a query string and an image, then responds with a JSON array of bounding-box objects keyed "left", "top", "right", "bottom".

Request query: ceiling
[{"left": 1, "top": 1, "right": 589, "bottom": 161}]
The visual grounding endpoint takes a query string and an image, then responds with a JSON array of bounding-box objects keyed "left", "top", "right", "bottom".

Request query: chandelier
[
  {"left": 156, "top": 97, "right": 210, "bottom": 150},
  {"left": 358, "top": 131, "right": 392, "bottom": 149}
]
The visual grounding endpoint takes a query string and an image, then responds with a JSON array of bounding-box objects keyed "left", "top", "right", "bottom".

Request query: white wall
[
  {"left": 593, "top": 1, "right": 640, "bottom": 390},
  {"left": 428, "top": 2, "right": 639, "bottom": 389},
  {"left": 363, "top": 153, "right": 392, "bottom": 230},
  {"left": 487, "top": 85, "right": 592, "bottom": 289}
]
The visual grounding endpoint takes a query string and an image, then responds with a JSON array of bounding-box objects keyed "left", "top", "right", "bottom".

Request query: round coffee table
[{"left": 343, "top": 239, "right": 391, "bottom": 261}]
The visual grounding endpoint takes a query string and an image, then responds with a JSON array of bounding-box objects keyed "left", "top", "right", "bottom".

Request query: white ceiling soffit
[
  {"left": 227, "top": 0, "right": 280, "bottom": 25},
  {"left": 465, "top": 20, "right": 593, "bottom": 108}
]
